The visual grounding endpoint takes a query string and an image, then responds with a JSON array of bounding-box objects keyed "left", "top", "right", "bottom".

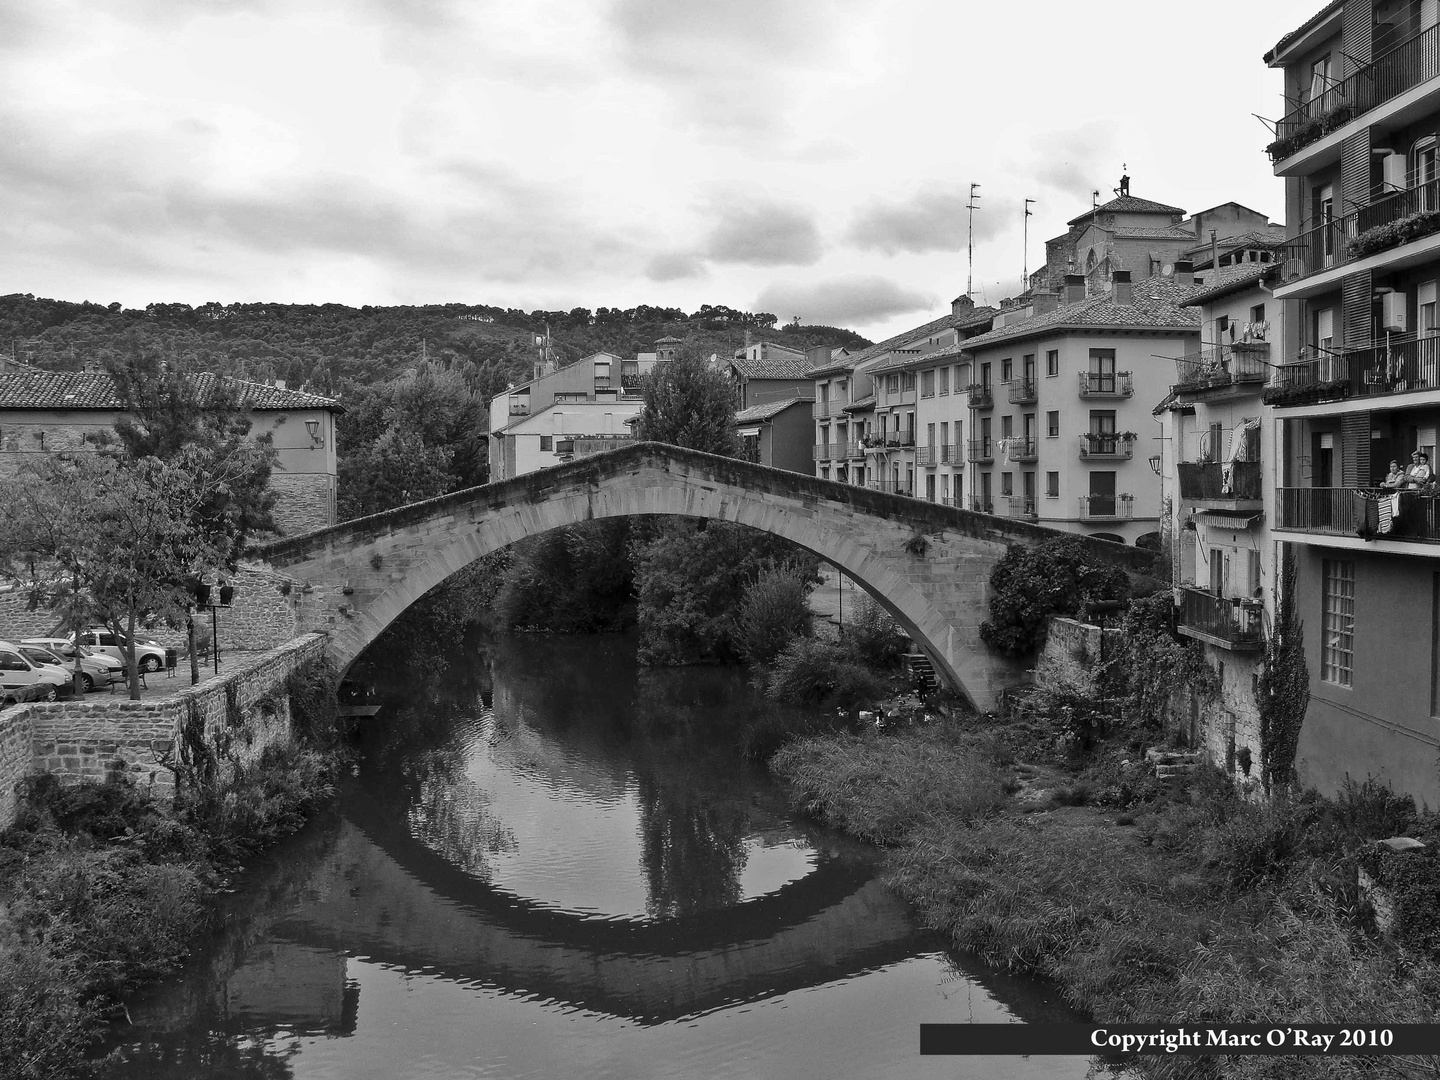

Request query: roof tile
[{"left": 0, "top": 371, "right": 342, "bottom": 411}]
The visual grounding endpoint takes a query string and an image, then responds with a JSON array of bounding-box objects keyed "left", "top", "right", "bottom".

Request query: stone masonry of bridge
[
  {"left": 0, "top": 633, "right": 326, "bottom": 828},
  {"left": 253, "top": 443, "right": 1152, "bottom": 712}
]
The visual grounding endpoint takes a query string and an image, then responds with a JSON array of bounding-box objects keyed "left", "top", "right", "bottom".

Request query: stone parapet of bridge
[{"left": 252, "top": 443, "right": 1152, "bottom": 712}]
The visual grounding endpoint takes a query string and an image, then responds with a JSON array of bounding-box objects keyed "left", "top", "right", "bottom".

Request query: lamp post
[{"left": 189, "top": 577, "right": 235, "bottom": 679}]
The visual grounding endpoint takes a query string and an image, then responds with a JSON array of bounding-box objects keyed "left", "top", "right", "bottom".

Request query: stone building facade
[{"left": 0, "top": 369, "right": 341, "bottom": 536}]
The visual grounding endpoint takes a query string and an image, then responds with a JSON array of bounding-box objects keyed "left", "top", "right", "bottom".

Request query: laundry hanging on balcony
[{"left": 1221, "top": 417, "right": 1260, "bottom": 495}]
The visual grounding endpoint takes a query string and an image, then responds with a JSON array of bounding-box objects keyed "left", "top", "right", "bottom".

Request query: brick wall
[{"left": 0, "top": 633, "right": 328, "bottom": 828}]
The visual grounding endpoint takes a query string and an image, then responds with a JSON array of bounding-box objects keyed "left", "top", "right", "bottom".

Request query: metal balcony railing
[
  {"left": 1006, "top": 378, "right": 1038, "bottom": 404},
  {"left": 969, "top": 496, "right": 994, "bottom": 513},
  {"left": 1077, "top": 371, "right": 1134, "bottom": 397},
  {"left": 1078, "top": 433, "right": 1135, "bottom": 459},
  {"left": 1173, "top": 345, "right": 1270, "bottom": 394},
  {"left": 1177, "top": 460, "right": 1263, "bottom": 502},
  {"left": 1266, "top": 337, "right": 1440, "bottom": 406},
  {"left": 508, "top": 400, "right": 530, "bottom": 415},
  {"left": 870, "top": 480, "right": 913, "bottom": 496},
  {"left": 812, "top": 400, "right": 842, "bottom": 419},
  {"left": 1178, "top": 587, "right": 1264, "bottom": 651},
  {"left": 1271, "top": 24, "right": 1440, "bottom": 157},
  {"left": 1277, "top": 487, "right": 1440, "bottom": 542},
  {"left": 916, "top": 446, "right": 938, "bottom": 466},
  {"left": 999, "top": 436, "right": 1039, "bottom": 462},
  {"left": 897, "top": 430, "right": 916, "bottom": 447},
  {"left": 1004, "top": 495, "right": 1037, "bottom": 520},
  {"left": 967, "top": 438, "right": 994, "bottom": 463},
  {"left": 813, "top": 443, "right": 834, "bottom": 461},
  {"left": 940, "top": 443, "right": 962, "bottom": 464},
  {"left": 1078, "top": 494, "right": 1134, "bottom": 520},
  {"left": 967, "top": 384, "right": 994, "bottom": 409}
]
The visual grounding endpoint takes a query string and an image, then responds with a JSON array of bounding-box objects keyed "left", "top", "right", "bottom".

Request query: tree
[
  {"left": 979, "top": 537, "right": 1131, "bottom": 658},
  {"left": 635, "top": 349, "right": 738, "bottom": 457},
  {"left": 0, "top": 451, "right": 238, "bottom": 699}
]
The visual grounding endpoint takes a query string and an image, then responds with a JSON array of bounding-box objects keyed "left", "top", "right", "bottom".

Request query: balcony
[
  {"left": 862, "top": 434, "right": 888, "bottom": 454},
  {"left": 967, "top": 384, "right": 994, "bottom": 409},
  {"left": 508, "top": 400, "right": 530, "bottom": 416},
  {"left": 1177, "top": 587, "right": 1264, "bottom": 652},
  {"left": 942, "top": 496, "right": 960, "bottom": 507},
  {"left": 870, "top": 480, "right": 914, "bottom": 496},
  {"left": 1078, "top": 494, "right": 1134, "bottom": 521},
  {"left": 1268, "top": 24, "right": 1440, "bottom": 167},
  {"left": 621, "top": 372, "right": 643, "bottom": 392},
  {"left": 967, "top": 438, "right": 994, "bottom": 463},
  {"left": 845, "top": 441, "right": 864, "bottom": 459},
  {"left": 593, "top": 376, "right": 612, "bottom": 389},
  {"left": 916, "top": 446, "right": 939, "bottom": 466},
  {"left": 1278, "top": 487, "right": 1440, "bottom": 543},
  {"left": 1177, "top": 461, "right": 1264, "bottom": 504},
  {"left": 1003, "top": 495, "right": 1038, "bottom": 521},
  {"left": 940, "top": 443, "right": 962, "bottom": 464},
  {"left": 813, "top": 443, "right": 834, "bottom": 461},
  {"left": 812, "top": 400, "right": 842, "bottom": 419},
  {"left": 567, "top": 434, "right": 634, "bottom": 458},
  {"left": 1000, "top": 435, "right": 1039, "bottom": 463},
  {"left": 1078, "top": 433, "right": 1135, "bottom": 460},
  {"left": 969, "top": 496, "right": 994, "bottom": 513},
  {"left": 1173, "top": 343, "right": 1270, "bottom": 397},
  {"left": 1265, "top": 337, "right": 1440, "bottom": 408},
  {"left": 1078, "top": 371, "right": 1134, "bottom": 398},
  {"left": 1006, "top": 378, "right": 1038, "bottom": 405}
]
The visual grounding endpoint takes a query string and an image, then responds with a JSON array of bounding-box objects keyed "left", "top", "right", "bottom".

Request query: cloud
[
  {"left": 704, "top": 200, "right": 821, "bottom": 267},
  {"left": 846, "top": 187, "right": 1006, "bottom": 256},
  {"left": 753, "top": 277, "right": 935, "bottom": 327},
  {"left": 1027, "top": 122, "right": 1117, "bottom": 204},
  {"left": 645, "top": 251, "right": 708, "bottom": 282}
]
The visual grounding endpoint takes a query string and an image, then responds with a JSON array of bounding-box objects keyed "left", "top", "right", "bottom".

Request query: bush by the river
[
  {"left": 772, "top": 718, "right": 1440, "bottom": 1079},
  {"left": 760, "top": 638, "right": 890, "bottom": 710},
  {"left": 735, "top": 565, "right": 814, "bottom": 664},
  {"left": 839, "top": 596, "right": 908, "bottom": 669}
]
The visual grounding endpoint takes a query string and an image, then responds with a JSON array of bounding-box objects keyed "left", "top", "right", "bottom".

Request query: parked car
[
  {"left": 0, "top": 640, "right": 73, "bottom": 702},
  {"left": 18, "top": 641, "right": 122, "bottom": 692},
  {"left": 68, "top": 628, "right": 169, "bottom": 673}
]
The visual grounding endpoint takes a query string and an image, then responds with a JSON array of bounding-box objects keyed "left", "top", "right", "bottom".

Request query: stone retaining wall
[{"left": 0, "top": 633, "right": 327, "bottom": 829}]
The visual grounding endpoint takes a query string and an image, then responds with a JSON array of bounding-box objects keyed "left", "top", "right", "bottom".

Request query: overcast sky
[{"left": 2, "top": 0, "right": 1323, "bottom": 342}]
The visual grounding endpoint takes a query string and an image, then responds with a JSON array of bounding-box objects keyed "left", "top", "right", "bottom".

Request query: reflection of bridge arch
[
  {"left": 278, "top": 801, "right": 928, "bottom": 1023},
  {"left": 255, "top": 443, "right": 1150, "bottom": 710}
]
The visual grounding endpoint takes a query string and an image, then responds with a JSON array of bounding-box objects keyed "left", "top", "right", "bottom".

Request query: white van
[{"left": 0, "top": 640, "right": 71, "bottom": 702}]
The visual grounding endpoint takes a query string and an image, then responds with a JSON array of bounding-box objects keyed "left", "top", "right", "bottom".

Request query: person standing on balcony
[
  {"left": 1382, "top": 460, "right": 1406, "bottom": 490},
  {"left": 1406, "top": 452, "right": 1433, "bottom": 489}
]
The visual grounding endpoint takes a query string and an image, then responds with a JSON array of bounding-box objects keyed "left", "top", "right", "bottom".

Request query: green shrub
[
  {"left": 840, "top": 596, "right": 908, "bottom": 669},
  {"left": 735, "top": 565, "right": 813, "bottom": 664},
  {"left": 739, "top": 709, "right": 857, "bottom": 763},
  {"left": 763, "top": 638, "right": 889, "bottom": 709},
  {"left": 979, "top": 536, "right": 1129, "bottom": 658},
  {"left": 0, "top": 944, "right": 101, "bottom": 1080}
]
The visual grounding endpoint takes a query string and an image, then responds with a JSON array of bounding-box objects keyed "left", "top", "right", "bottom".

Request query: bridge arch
[{"left": 254, "top": 443, "right": 1151, "bottom": 711}]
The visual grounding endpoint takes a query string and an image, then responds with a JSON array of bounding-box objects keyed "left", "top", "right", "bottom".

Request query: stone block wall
[
  {"left": 270, "top": 472, "right": 338, "bottom": 536},
  {"left": 0, "top": 633, "right": 328, "bottom": 829},
  {"left": 1041, "top": 616, "right": 1123, "bottom": 669},
  {"left": 0, "top": 586, "right": 67, "bottom": 640}
]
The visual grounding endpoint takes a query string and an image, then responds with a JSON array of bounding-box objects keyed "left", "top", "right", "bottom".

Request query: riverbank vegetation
[
  {"left": 771, "top": 642, "right": 1440, "bottom": 1079},
  {"left": 0, "top": 663, "right": 344, "bottom": 1080}
]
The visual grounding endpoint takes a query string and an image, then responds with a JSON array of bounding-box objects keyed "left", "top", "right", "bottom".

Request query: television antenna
[
  {"left": 966, "top": 183, "right": 982, "bottom": 296},
  {"left": 1023, "top": 198, "right": 1036, "bottom": 289}
]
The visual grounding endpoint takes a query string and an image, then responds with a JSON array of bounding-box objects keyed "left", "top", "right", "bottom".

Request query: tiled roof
[
  {"left": 1113, "top": 225, "right": 1198, "bottom": 241},
  {"left": 0, "top": 370, "right": 341, "bottom": 411},
  {"left": 734, "top": 396, "right": 810, "bottom": 423},
  {"left": 1184, "top": 264, "right": 1280, "bottom": 307},
  {"left": 729, "top": 354, "right": 815, "bottom": 380},
  {"left": 865, "top": 349, "right": 927, "bottom": 376},
  {"left": 843, "top": 394, "right": 875, "bottom": 412},
  {"left": 1067, "top": 195, "right": 1186, "bottom": 226},
  {"left": 940, "top": 278, "right": 1202, "bottom": 354},
  {"left": 807, "top": 306, "right": 996, "bottom": 378}
]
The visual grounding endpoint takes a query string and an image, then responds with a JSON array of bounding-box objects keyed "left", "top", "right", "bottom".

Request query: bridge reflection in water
[{"left": 105, "top": 636, "right": 1085, "bottom": 1079}]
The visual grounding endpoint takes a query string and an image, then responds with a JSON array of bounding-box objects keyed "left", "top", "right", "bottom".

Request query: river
[{"left": 97, "top": 633, "right": 1089, "bottom": 1079}]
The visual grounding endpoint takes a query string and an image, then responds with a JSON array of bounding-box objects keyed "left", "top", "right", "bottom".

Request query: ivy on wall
[{"left": 1258, "top": 548, "right": 1310, "bottom": 796}]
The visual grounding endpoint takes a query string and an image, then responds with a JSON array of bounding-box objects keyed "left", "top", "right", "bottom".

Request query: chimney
[
  {"left": 1174, "top": 259, "right": 1195, "bottom": 285},
  {"left": 274, "top": 378, "right": 287, "bottom": 390},
  {"left": 806, "top": 345, "right": 831, "bottom": 369},
  {"left": 1031, "top": 292, "right": 1060, "bottom": 316},
  {"left": 951, "top": 294, "right": 975, "bottom": 316},
  {"left": 1111, "top": 270, "right": 1133, "bottom": 305},
  {"left": 1063, "top": 274, "right": 1086, "bottom": 306}
]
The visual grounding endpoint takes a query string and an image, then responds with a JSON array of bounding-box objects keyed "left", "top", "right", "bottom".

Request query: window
[
  {"left": 940, "top": 421, "right": 949, "bottom": 448},
  {"left": 980, "top": 362, "right": 992, "bottom": 389},
  {"left": 926, "top": 422, "right": 936, "bottom": 448},
  {"left": 1046, "top": 471, "right": 1059, "bottom": 497},
  {"left": 539, "top": 436, "right": 553, "bottom": 451},
  {"left": 1001, "top": 415, "right": 1013, "bottom": 438},
  {"left": 887, "top": 374, "right": 900, "bottom": 394},
  {"left": 1047, "top": 410, "right": 1059, "bottom": 437},
  {"left": 921, "top": 370, "right": 935, "bottom": 397},
  {"left": 1308, "top": 54, "right": 1332, "bottom": 106},
  {"left": 1421, "top": 281, "right": 1438, "bottom": 338},
  {"left": 1023, "top": 354, "right": 1035, "bottom": 384},
  {"left": 1250, "top": 302, "right": 1266, "bottom": 326},
  {"left": 1001, "top": 358, "right": 1013, "bottom": 382},
  {"left": 1000, "top": 472, "right": 1013, "bottom": 496},
  {"left": 1321, "top": 559, "right": 1355, "bottom": 687},
  {"left": 1088, "top": 348, "right": 1117, "bottom": 393},
  {"left": 902, "top": 372, "right": 916, "bottom": 392},
  {"left": 939, "top": 367, "right": 950, "bottom": 395},
  {"left": 1046, "top": 349, "right": 1059, "bottom": 377}
]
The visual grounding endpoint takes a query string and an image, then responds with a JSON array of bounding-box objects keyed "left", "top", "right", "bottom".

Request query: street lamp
[{"left": 189, "top": 577, "right": 236, "bottom": 681}]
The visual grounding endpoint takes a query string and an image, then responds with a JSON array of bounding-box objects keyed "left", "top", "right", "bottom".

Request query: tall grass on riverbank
[{"left": 772, "top": 725, "right": 1440, "bottom": 1079}]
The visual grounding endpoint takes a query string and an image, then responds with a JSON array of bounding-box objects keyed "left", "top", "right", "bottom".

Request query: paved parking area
[{"left": 71, "top": 649, "right": 271, "bottom": 703}]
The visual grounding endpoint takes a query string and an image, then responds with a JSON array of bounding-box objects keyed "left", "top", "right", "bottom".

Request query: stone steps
[{"left": 1146, "top": 747, "right": 1202, "bottom": 780}]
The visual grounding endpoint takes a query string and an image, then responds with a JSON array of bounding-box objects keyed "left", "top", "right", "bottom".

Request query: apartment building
[
  {"left": 487, "top": 343, "right": 676, "bottom": 481},
  {"left": 1263, "top": 0, "right": 1440, "bottom": 804},
  {"left": 726, "top": 342, "right": 816, "bottom": 411},
  {"left": 811, "top": 296, "right": 996, "bottom": 490},
  {"left": 947, "top": 272, "right": 1200, "bottom": 542},
  {"left": 1156, "top": 261, "right": 1284, "bottom": 785}
]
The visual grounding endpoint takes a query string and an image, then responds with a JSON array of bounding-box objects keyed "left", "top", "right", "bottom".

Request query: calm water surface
[{"left": 99, "top": 634, "right": 1089, "bottom": 1079}]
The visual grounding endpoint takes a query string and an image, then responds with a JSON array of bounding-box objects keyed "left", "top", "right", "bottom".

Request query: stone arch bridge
[{"left": 252, "top": 442, "right": 1151, "bottom": 711}]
